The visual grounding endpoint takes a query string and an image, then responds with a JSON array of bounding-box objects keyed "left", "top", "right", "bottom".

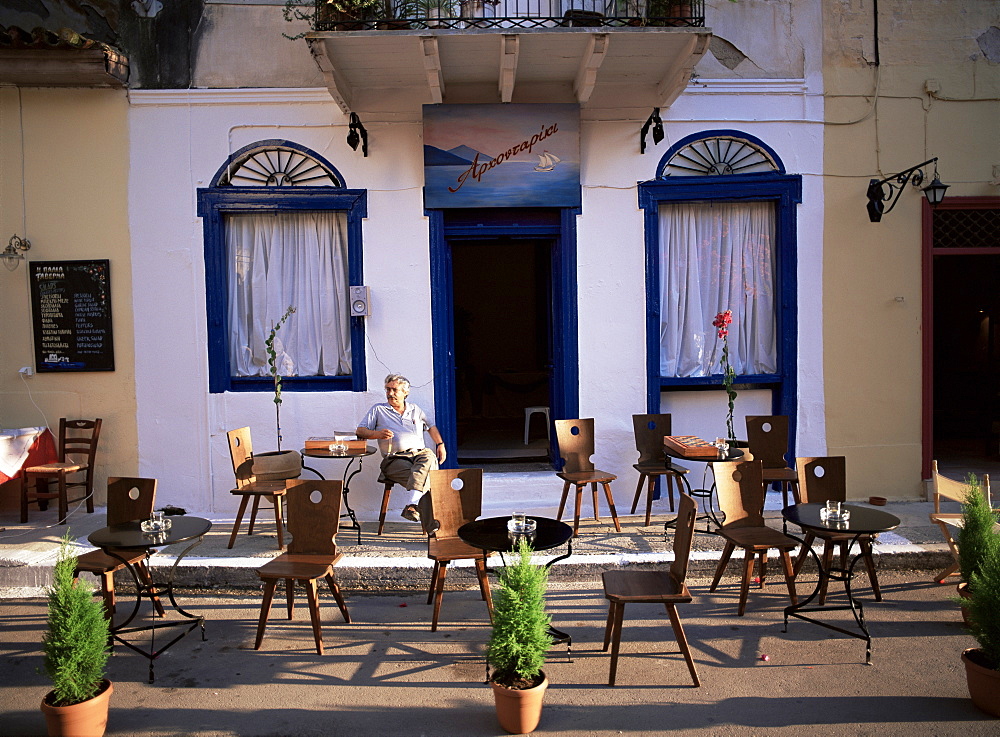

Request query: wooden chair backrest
[
  {"left": 931, "top": 459, "right": 992, "bottom": 512},
  {"left": 554, "top": 418, "right": 596, "bottom": 474},
  {"left": 744, "top": 415, "right": 789, "bottom": 470},
  {"left": 106, "top": 477, "right": 157, "bottom": 526},
  {"left": 428, "top": 468, "right": 483, "bottom": 539},
  {"left": 284, "top": 479, "right": 343, "bottom": 555},
  {"left": 228, "top": 427, "right": 256, "bottom": 488},
  {"left": 670, "top": 492, "right": 697, "bottom": 584},
  {"left": 712, "top": 459, "right": 765, "bottom": 528},
  {"left": 632, "top": 413, "right": 671, "bottom": 465},
  {"left": 795, "top": 457, "right": 847, "bottom": 504},
  {"left": 58, "top": 418, "right": 102, "bottom": 465}
]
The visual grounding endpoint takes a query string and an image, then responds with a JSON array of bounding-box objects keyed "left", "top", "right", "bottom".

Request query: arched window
[
  {"left": 197, "top": 140, "right": 367, "bottom": 393},
  {"left": 639, "top": 130, "right": 801, "bottom": 423}
]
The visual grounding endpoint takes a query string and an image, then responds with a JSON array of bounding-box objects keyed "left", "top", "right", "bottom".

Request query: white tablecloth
[{"left": 0, "top": 427, "right": 47, "bottom": 479}]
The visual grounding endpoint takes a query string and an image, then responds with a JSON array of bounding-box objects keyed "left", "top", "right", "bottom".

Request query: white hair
[{"left": 384, "top": 373, "right": 410, "bottom": 390}]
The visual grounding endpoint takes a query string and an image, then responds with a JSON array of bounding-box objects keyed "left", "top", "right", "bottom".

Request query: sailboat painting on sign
[
  {"left": 423, "top": 103, "right": 581, "bottom": 208},
  {"left": 534, "top": 151, "right": 561, "bottom": 172}
]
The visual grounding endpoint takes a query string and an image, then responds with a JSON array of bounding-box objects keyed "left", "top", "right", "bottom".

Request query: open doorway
[
  {"left": 932, "top": 253, "right": 1000, "bottom": 463},
  {"left": 451, "top": 237, "right": 553, "bottom": 467}
]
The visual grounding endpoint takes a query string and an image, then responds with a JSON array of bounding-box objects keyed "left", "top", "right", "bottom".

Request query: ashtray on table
[
  {"left": 819, "top": 508, "right": 851, "bottom": 525},
  {"left": 140, "top": 517, "right": 172, "bottom": 534}
]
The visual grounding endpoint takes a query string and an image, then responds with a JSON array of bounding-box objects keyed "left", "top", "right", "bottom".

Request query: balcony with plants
[{"left": 290, "top": 0, "right": 705, "bottom": 32}]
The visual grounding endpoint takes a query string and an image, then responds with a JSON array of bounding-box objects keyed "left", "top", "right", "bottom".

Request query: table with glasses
[
  {"left": 458, "top": 515, "right": 575, "bottom": 656},
  {"left": 87, "top": 516, "right": 211, "bottom": 683},
  {"left": 299, "top": 446, "right": 375, "bottom": 544},
  {"left": 781, "top": 503, "right": 901, "bottom": 664},
  {"left": 662, "top": 443, "right": 744, "bottom": 534}
]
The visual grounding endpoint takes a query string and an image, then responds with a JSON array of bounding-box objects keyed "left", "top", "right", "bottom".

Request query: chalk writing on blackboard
[{"left": 29, "top": 260, "right": 115, "bottom": 372}]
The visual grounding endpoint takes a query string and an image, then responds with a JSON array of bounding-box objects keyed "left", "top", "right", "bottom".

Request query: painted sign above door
[{"left": 423, "top": 104, "right": 581, "bottom": 208}]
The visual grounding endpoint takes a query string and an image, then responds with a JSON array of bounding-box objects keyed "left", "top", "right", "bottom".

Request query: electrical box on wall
[{"left": 350, "top": 286, "right": 370, "bottom": 317}]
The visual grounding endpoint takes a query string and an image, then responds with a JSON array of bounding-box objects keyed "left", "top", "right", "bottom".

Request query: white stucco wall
[{"left": 129, "top": 70, "right": 825, "bottom": 519}]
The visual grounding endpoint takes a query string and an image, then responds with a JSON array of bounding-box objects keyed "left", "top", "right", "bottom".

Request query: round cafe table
[
  {"left": 781, "top": 503, "right": 901, "bottom": 664},
  {"left": 88, "top": 516, "right": 211, "bottom": 683},
  {"left": 299, "top": 446, "right": 376, "bottom": 544},
  {"left": 662, "top": 444, "right": 744, "bottom": 534}
]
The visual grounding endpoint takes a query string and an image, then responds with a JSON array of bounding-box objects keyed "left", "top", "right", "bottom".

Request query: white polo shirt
[{"left": 358, "top": 402, "right": 432, "bottom": 456}]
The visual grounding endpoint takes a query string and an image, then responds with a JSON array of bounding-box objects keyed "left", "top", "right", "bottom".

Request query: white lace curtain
[
  {"left": 658, "top": 201, "right": 777, "bottom": 377},
  {"left": 226, "top": 211, "right": 351, "bottom": 377}
]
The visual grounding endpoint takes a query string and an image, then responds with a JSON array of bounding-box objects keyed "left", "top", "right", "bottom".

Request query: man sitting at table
[{"left": 356, "top": 373, "right": 446, "bottom": 524}]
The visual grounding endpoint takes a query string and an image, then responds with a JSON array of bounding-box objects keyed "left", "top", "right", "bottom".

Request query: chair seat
[
  {"left": 230, "top": 480, "right": 287, "bottom": 497},
  {"left": 75, "top": 548, "right": 144, "bottom": 573},
  {"left": 761, "top": 467, "right": 797, "bottom": 482},
  {"left": 719, "top": 526, "right": 798, "bottom": 551},
  {"left": 258, "top": 552, "right": 342, "bottom": 580},
  {"left": 558, "top": 469, "right": 617, "bottom": 484},
  {"left": 929, "top": 512, "right": 964, "bottom": 528},
  {"left": 633, "top": 461, "right": 689, "bottom": 476},
  {"left": 602, "top": 570, "right": 691, "bottom": 603},
  {"left": 24, "top": 462, "right": 84, "bottom": 474},
  {"left": 429, "top": 537, "right": 491, "bottom": 562}
]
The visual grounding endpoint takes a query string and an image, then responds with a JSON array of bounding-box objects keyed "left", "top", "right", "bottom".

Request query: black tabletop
[
  {"left": 88, "top": 516, "right": 212, "bottom": 550},
  {"left": 663, "top": 446, "right": 744, "bottom": 464},
  {"left": 782, "top": 503, "right": 900, "bottom": 535},
  {"left": 458, "top": 516, "right": 573, "bottom": 553},
  {"left": 300, "top": 447, "right": 376, "bottom": 459}
]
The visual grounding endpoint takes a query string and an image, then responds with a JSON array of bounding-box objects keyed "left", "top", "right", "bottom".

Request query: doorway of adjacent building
[
  {"left": 925, "top": 200, "right": 1000, "bottom": 480},
  {"left": 451, "top": 237, "right": 553, "bottom": 467}
]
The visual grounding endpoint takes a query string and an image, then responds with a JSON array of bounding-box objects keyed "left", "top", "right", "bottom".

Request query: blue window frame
[
  {"left": 196, "top": 140, "right": 367, "bottom": 394},
  {"left": 638, "top": 130, "right": 802, "bottom": 423}
]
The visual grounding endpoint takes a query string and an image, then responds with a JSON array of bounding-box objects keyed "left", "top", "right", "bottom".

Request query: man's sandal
[{"left": 401, "top": 503, "right": 421, "bottom": 523}]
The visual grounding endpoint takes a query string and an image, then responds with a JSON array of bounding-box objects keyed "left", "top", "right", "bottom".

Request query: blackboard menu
[{"left": 29, "top": 260, "right": 115, "bottom": 372}]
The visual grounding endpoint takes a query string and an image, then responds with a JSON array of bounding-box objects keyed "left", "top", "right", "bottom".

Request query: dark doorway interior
[
  {"left": 451, "top": 237, "right": 552, "bottom": 467},
  {"left": 933, "top": 253, "right": 1000, "bottom": 462}
]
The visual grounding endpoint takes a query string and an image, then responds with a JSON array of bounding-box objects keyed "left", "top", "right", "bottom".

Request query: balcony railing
[{"left": 310, "top": 0, "right": 705, "bottom": 31}]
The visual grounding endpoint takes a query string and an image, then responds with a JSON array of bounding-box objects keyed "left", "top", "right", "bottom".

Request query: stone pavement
[{"left": 0, "top": 570, "right": 994, "bottom": 736}]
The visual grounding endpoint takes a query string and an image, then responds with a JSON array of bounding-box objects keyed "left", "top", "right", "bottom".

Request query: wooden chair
[
  {"left": 745, "top": 415, "right": 798, "bottom": 509},
  {"left": 21, "top": 418, "right": 102, "bottom": 524},
  {"left": 630, "top": 413, "right": 689, "bottom": 526},
  {"left": 709, "top": 460, "right": 798, "bottom": 615},
  {"left": 254, "top": 479, "right": 351, "bottom": 655},
  {"left": 602, "top": 492, "right": 700, "bottom": 687},
  {"left": 554, "top": 418, "right": 621, "bottom": 537},
  {"left": 928, "top": 459, "right": 993, "bottom": 584},
  {"left": 424, "top": 468, "right": 494, "bottom": 631},
  {"left": 377, "top": 480, "right": 402, "bottom": 535},
  {"left": 227, "top": 427, "right": 288, "bottom": 550},
  {"left": 792, "top": 456, "right": 881, "bottom": 604},
  {"left": 74, "top": 477, "right": 165, "bottom": 620}
]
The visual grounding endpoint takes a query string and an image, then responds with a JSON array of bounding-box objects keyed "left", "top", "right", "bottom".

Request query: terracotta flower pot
[
  {"left": 490, "top": 671, "right": 548, "bottom": 734},
  {"left": 252, "top": 450, "right": 301, "bottom": 482},
  {"left": 41, "top": 679, "right": 113, "bottom": 737},
  {"left": 962, "top": 648, "right": 1000, "bottom": 718}
]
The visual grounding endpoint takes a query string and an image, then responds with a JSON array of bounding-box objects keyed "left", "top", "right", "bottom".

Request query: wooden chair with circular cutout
[
  {"left": 253, "top": 479, "right": 351, "bottom": 655},
  {"left": 709, "top": 459, "right": 798, "bottom": 615},
  {"left": 554, "top": 418, "right": 621, "bottom": 537},
  {"left": 226, "top": 427, "right": 289, "bottom": 550},
  {"left": 744, "top": 415, "right": 798, "bottom": 509},
  {"left": 630, "top": 413, "right": 689, "bottom": 526},
  {"left": 424, "top": 468, "right": 494, "bottom": 631},
  {"left": 74, "top": 477, "right": 165, "bottom": 620}
]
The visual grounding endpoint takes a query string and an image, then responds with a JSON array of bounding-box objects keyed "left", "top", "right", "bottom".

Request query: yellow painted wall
[
  {"left": 0, "top": 87, "right": 136, "bottom": 510},
  {"left": 822, "top": 1, "right": 1000, "bottom": 499}
]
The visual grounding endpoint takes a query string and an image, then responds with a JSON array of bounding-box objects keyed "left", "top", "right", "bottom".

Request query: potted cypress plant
[
  {"left": 485, "top": 538, "right": 553, "bottom": 735},
  {"left": 962, "top": 540, "right": 1000, "bottom": 717},
  {"left": 40, "top": 535, "right": 112, "bottom": 737},
  {"left": 251, "top": 306, "right": 302, "bottom": 481},
  {"left": 955, "top": 473, "right": 997, "bottom": 623}
]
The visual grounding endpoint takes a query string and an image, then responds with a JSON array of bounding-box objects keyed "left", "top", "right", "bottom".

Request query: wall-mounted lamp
[
  {"left": 640, "top": 108, "right": 664, "bottom": 155},
  {"left": 347, "top": 112, "right": 369, "bottom": 157},
  {"left": 2, "top": 234, "right": 31, "bottom": 271},
  {"left": 866, "top": 157, "right": 949, "bottom": 222}
]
